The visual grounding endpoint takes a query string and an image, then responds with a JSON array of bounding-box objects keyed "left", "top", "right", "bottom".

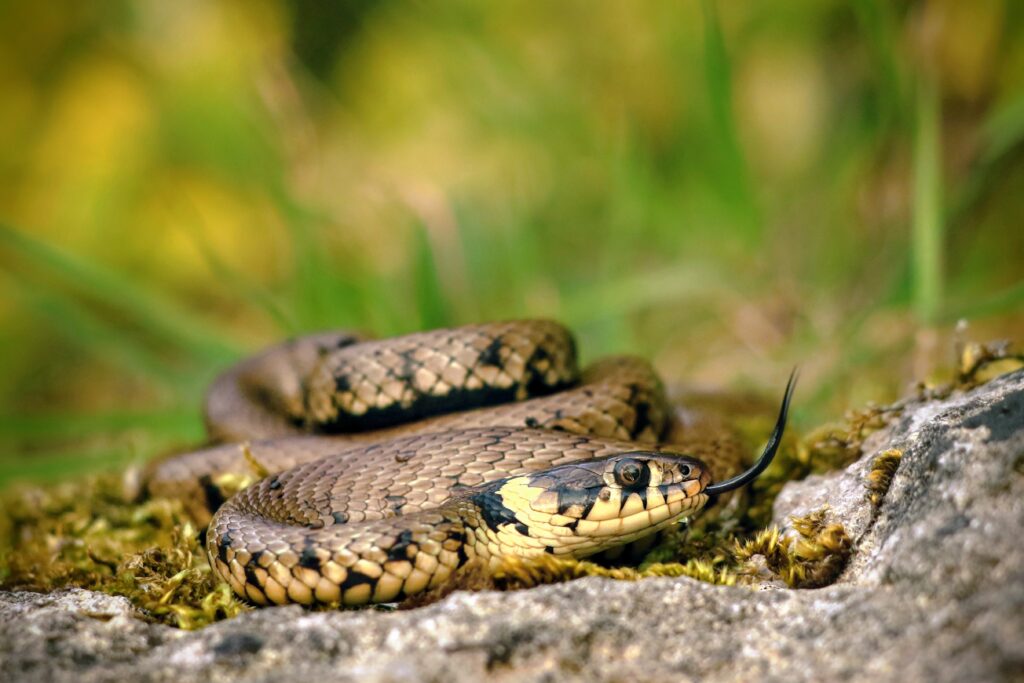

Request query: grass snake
[{"left": 148, "top": 320, "right": 796, "bottom": 607}]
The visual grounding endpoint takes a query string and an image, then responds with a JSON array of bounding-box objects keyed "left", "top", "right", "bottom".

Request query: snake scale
[{"left": 148, "top": 320, "right": 795, "bottom": 607}]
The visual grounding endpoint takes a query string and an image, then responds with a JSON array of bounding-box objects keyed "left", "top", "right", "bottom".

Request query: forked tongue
[{"left": 704, "top": 368, "right": 798, "bottom": 496}]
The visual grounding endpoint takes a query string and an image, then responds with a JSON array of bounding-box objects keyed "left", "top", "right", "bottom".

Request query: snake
[{"left": 147, "top": 320, "right": 796, "bottom": 607}]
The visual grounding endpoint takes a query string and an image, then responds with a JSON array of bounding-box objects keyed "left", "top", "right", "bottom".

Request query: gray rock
[{"left": 3, "top": 370, "right": 1023, "bottom": 683}]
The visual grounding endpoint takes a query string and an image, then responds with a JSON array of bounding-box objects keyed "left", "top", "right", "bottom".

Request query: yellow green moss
[
  {"left": 733, "top": 509, "right": 852, "bottom": 588},
  {"left": 957, "top": 340, "right": 1024, "bottom": 387},
  {"left": 866, "top": 449, "right": 903, "bottom": 507},
  {"left": 0, "top": 474, "right": 247, "bottom": 629}
]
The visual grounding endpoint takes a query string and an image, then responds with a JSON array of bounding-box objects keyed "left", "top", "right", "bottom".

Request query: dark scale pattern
[
  {"left": 304, "top": 321, "right": 578, "bottom": 431},
  {"left": 150, "top": 355, "right": 676, "bottom": 525}
]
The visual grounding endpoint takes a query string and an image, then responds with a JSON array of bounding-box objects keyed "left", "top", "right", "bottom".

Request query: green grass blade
[
  {"left": 2, "top": 274, "right": 193, "bottom": 393},
  {"left": 0, "top": 409, "right": 201, "bottom": 441},
  {"left": 911, "top": 76, "right": 943, "bottom": 324},
  {"left": 0, "top": 224, "right": 240, "bottom": 364},
  {"left": 980, "top": 90, "right": 1024, "bottom": 165},
  {"left": 410, "top": 223, "right": 452, "bottom": 329},
  {"left": 852, "top": 0, "right": 907, "bottom": 129},
  {"left": 180, "top": 223, "right": 297, "bottom": 334},
  {"left": 701, "top": 0, "right": 760, "bottom": 241}
]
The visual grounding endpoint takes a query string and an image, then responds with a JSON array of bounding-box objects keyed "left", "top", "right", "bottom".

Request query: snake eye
[
  {"left": 614, "top": 459, "right": 643, "bottom": 485},
  {"left": 678, "top": 464, "right": 692, "bottom": 478}
]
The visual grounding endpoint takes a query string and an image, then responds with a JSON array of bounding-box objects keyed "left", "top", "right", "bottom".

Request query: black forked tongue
[{"left": 705, "top": 368, "right": 798, "bottom": 496}]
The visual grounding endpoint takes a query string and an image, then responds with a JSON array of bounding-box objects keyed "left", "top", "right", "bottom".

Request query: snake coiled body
[{"left": 149, "top": 320, "right": 794, "bottom": 607}]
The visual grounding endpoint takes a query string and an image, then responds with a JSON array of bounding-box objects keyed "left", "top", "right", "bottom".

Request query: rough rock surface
[{"left": 2, "top": 370, "right": 1023, "bottom": 683}]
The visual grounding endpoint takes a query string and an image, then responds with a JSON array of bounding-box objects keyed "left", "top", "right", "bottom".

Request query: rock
[{"left": 2, "top": 371, "right": 1023, "bottom": 683}]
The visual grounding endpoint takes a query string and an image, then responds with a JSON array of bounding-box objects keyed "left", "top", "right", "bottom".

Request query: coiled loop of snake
[{"left": 150, "top": 320, "right": 794, "bottom": 607}]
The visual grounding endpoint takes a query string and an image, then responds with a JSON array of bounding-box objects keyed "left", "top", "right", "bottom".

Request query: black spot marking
[
  {"left": 387, "top": 529, "right": 417, "bottom": 561},
  {"left": 632, "top": 401, "right": 652, "bottom": 438},
  {"left": 622, "top": 486, "right": 650, "bottom": 513},
  {"left": 524, "top": 343, "right": 571, "bottom": 396},
  {"left": 331, "top": 511, "right": 349, "bottom": 524},
  {"left": 472, "top": 489, "right": 522, "bottom": 533},
  {"left": 525, "top": 369, "right": 553, "bottom": 396},
  {"left": 524, "top": 417, "right": 540, "bottom": 428},
  {"left": 198, "top": 475, "right": 227, "bottom": 514},
  {"left": 448, "top": 527, "right": 470, "bottom": 566},
  {"left": 385, "top": 496, "right": 406, "bottom": 514},
  {"left": 243, "top": 561, "right": 262, "bottom": 589},
  {"left": 548, "top": 467, "right": 604, "bottom": 519},
  {"left": 479, "top": 336, "right": 505, "bottom": 367},
  {"left": 545, "top": 546, "right": 556, "bottom": 554},
  {"left": 299, "top": 548, "right": 321, "bottom": 571},
  {"left": 268, "top": 476, "right": 282, "bottom": 491},
  {"left": 397, "top": 348, "right": 418, "bottom": 385},
  {"left": 335, "top": 336, "right": 358, "bottom": 349},
  {"left": 555, "top": 485, "right": 597, "bottom": 519},
  {"left": 514, "top": 522, "right": 530, "bottom": 536},
  {"left": 333, "top": 374, "right": 351, "bottom": 393},
  {"left": 339, "top": 569, "right": 374, "bottom": 592},
  {"left": 217, "top": 532, "right": 233, "bottom": 563}
]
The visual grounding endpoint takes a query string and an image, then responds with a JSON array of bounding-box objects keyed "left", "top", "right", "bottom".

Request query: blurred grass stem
[{"left": 912, "top": 75, "right": 943, "bottom": 325}]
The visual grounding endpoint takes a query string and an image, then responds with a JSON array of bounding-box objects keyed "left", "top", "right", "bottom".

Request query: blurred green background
[{"left": 1, "top": 0, "right": 1022, "bottom": 485}]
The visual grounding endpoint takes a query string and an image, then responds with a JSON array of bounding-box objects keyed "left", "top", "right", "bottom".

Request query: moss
[
  {"left": 866, "top": 449, "right": 903, "bottom": 507},
  {"left": 0, "top": 474, "right": 246, "bottom": 629},
  {"left": 957, "top": 340, "right": 1024, "bottom": 387},
  {"left": 732, "top": 509, "right": 852, "bottom": 588}
]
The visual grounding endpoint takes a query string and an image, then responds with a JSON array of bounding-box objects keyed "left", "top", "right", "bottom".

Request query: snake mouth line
[{"left": 704, "top": 367, "right": 798, "bottom": 496}]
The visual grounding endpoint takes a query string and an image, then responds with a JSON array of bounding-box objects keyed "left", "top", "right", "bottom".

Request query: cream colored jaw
[
  {"left": 524, "top": 478, "right": 705, "bottom": 539},
  {"left": 571, "top": 481, "right": 704, "bottom": 537}
]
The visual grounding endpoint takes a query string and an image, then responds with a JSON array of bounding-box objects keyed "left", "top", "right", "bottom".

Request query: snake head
[{"left": 476, "top": 452, "right": 712, "bottom": 557}]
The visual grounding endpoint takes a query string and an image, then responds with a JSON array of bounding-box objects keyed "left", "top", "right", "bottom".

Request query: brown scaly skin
[
  {"left": 208, "top": 439, "right": 710, "bottom": 607},
  {"left": 150, "top": 354, "right": 675, "bottom": 525},
  {"left": 148, "top": 320, "right": 793, "bottom": 607}
]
